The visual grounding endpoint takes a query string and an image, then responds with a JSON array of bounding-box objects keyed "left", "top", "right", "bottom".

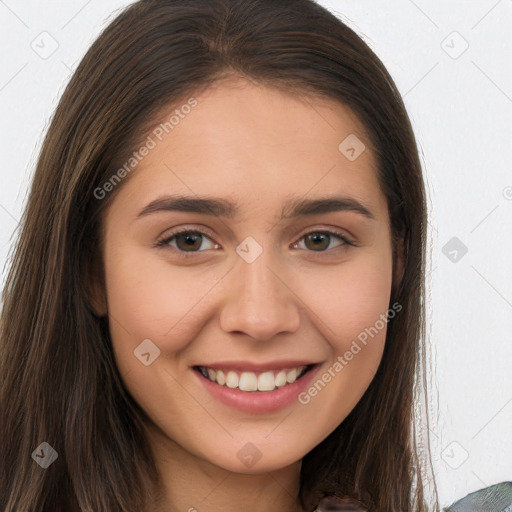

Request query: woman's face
[{"left": 98, "top": 76, "right": 396, "bottom": 474}]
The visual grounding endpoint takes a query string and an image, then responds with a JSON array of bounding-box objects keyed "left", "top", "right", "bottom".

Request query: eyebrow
[{"left": 136, "top": 194, "right": 376, "bottom": 221}]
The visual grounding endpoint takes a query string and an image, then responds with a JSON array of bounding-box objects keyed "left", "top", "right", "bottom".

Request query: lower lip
[{"left": 194, "top": 365, "right": 321, "bottom": 414}]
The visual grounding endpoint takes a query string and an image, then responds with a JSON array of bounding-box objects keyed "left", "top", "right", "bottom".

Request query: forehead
[{"left": 107, "top": 77, "right": 385, "bottom": 219}]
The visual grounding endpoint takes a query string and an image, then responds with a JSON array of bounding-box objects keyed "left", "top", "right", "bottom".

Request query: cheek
[
  {"left": 103, "top": 246, "right": 221, "bottom": 372},
  {"left": 291, "top": 252, "right": 393, "bottom": 420},
  {"left": 332, "top": 264, "right": 392, "bottom": 341},
  {"left": 297, "top": 250, "right": 393, "bottom": 345}
]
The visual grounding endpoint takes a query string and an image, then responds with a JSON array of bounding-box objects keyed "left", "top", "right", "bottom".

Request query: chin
[{"left": 200, "top": 438, "right": 306, "bottom": 475}]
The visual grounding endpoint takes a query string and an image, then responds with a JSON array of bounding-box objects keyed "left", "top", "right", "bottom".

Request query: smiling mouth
[{"left": 193, "top": 364, "right": 314, "bottom": 392}]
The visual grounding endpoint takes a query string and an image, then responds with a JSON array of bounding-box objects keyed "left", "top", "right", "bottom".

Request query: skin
[{"left": 92, "top": 76, "right": 401, "bottom": 512}]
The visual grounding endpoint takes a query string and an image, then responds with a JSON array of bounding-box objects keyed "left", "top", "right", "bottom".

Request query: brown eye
[
  {"left": 295, "top": 230, "right": 353, "bottom": 252},
  {"left": 156, "top": 229, "right": 217, "bottom": 253},
  {"left": 174, "top": 233, "right": 203, "bottom": 251},
  {"left": 304, "top": 233, "right": 331, "bottom": 251}
]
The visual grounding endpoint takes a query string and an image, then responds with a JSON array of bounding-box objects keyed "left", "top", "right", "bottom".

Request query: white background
[{"left": 0, "top": 1, "right": 511, "bottom": 509}]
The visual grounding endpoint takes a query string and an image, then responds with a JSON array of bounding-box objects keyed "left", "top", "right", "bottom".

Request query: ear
[
  {"left": 392, "top": 236, "right": 405, "bottom": 295},
  {"left": 84, "top": 249, "right": 108, "bottom": 318},
  {"left": 87, "top": 279, "right": 108, "bottom": 318}
]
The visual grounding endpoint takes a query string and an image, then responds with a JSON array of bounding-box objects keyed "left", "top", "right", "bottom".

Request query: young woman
[{"left": 2, "top": 1, "right": 508, "bottom": 511}]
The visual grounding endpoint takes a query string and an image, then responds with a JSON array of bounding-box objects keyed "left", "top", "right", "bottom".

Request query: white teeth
[
  {"left": 216, "top": 369, "right": 226, "bottom": 386},
  {"left": 225, "top": 371, "right": 239, "bottom": 389},
  {"left": 286, "top": 368, "right": 297, "bottom": 383},
  {"left": 275, "top": 370, "right": 287, "bottom": 388},
  {"left": 199, "top": 365, "right": 308, "bottom": 392},
  {"left": 239, "top": 372, "right": 258, "bottom": 391},
  {"left": 257, "top": 371, "right": 275, "bottom": 391}
]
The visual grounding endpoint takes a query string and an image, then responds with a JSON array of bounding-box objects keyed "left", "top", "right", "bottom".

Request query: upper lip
[{"left": 194, "top": 360, "right": 319, "bottom": 372}]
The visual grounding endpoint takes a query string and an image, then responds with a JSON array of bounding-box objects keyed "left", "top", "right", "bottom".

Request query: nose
[{"left": 218, "top": 249, "right": 301, "bottom": 341}]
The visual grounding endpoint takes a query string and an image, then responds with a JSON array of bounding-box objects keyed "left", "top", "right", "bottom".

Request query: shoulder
[{"left": 444, "top": 481, "right": 512, "bottom": 511}]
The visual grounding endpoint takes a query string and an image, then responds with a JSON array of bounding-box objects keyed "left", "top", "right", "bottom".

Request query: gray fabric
[
  {"left": 443, "top": 482, "right": 512, "bottom": 512},
  {"left": 314, "top": 482, "right": 512, "bottom": 511}
]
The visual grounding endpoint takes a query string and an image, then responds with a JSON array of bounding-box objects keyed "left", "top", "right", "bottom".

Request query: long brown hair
[{"left": 0, "top": 0, "right": 439, "bottom": 510}]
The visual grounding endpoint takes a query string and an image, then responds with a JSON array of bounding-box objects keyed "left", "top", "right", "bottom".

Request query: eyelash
[{"left": 155, "top": 227, "right": 356, "bottom": 258}]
